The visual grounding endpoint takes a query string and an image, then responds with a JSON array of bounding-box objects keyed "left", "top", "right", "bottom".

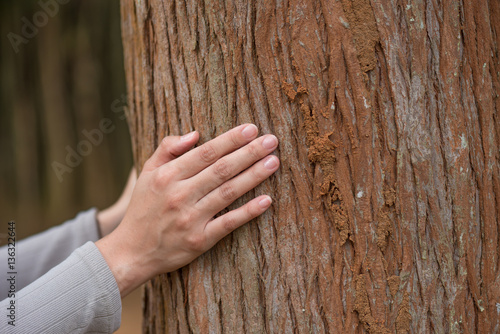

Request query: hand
[
  {"left": 96, "top": 168, "right": 137, "bottom": 237},
  {"left": 96, "top": 124, "right": 280, "bottom": 297}
]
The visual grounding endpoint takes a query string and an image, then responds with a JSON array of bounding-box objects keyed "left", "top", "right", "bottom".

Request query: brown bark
[{"left": 120, "top": 0, "right": 500, "bottom": 332}]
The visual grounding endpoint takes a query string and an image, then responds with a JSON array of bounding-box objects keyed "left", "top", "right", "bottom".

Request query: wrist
[{"left": 95, "top": 225, "right": 153, "bottom": 297}]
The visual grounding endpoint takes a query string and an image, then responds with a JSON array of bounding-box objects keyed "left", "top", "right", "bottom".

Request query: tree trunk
[{"left": 120, "top": 0, "right": 500, "bottom": 332}]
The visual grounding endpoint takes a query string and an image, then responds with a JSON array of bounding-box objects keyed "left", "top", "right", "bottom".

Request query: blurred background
[{"left": 0, "top": 1, "right": 140, "bottom": 333}]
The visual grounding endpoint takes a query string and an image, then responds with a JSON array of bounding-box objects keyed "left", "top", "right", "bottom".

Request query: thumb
[{"left": 143, "top": 131, "right": 199, "bottom": 171}]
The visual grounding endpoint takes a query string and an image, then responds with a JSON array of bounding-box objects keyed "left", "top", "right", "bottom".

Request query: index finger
[{"left": 167, "top": 123, "right": 259, "bottom": 179}]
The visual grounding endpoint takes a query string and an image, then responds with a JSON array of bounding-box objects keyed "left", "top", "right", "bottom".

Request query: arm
[
  {"left": 0, "top": 208, "right": 100, "bottom": 292},
  {"left": 97, "top": 124, "right": 280, "bottom": 297},
  {"left": 0, "top": 170, "right": 136, "bottom": 292},
  {"left": 96, "top": 169, "right": 137, "bottom": 237},
  {"left": 0, "top": 242, "right": 121, "bottom": 333}
]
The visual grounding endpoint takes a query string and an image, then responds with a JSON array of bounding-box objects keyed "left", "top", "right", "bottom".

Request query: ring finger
[
  {"left": 196, "top": 154, "right": 280, "bottom": 218},
  {"left": 189, "top": 134, "right": 278, "bottom": 199}
]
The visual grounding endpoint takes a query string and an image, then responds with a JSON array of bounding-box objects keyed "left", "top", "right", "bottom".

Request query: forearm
[
  {"left": 97, "top": 204, "right": 126, "bottom": 237},
  {"left": 0, "top": 208, "right": 100, "bottom": 292},
  {"left": 0, "top": 242, "right": 121, "bottom": 333},
  {"left": 97, "top": 169, "right": 137, "bottom": 237}
]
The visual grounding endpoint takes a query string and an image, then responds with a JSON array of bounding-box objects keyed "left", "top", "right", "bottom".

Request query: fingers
[
  {"left": 168, "top": 124, "right": 259, "bottom": 179},
  {"left": 196, "top": 154, "right": 280, "bottom": 216},
  {"left": 204, "top": 195, "right": 272, "bottom": 247},
  {"left": 190, "top": 134, "right": 278, "bottom": 198},
  {"left": 143, "top": 131, "right": 200, "bottom": 172}
]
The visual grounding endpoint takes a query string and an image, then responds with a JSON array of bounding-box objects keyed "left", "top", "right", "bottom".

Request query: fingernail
[
  {"left": 181, "top": 131, "right": 196, "bottom": 141},
  {"left": 262, "top": 135, "right": 278, "bottom": 149},
  {"left": 264, "top": 156, "right": 278, "bottom": 170},
  {"left": 241, "top": 124, "right": 258, "bottom": 139},
  {"left": 259, "top": 196, "right": 272, "bottom": 208}
]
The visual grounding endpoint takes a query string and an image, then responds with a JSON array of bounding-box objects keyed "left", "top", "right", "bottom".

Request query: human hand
[
  {"left": 96, "top": 168, "right": 137, "bottom": 237},
  {"left": 96, "top": 124, "right": 279, "bottom": 297}
]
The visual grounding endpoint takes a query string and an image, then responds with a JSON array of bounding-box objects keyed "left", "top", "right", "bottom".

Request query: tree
[{"left": 120, "top": 0, "right": 500, "bottom": 332}]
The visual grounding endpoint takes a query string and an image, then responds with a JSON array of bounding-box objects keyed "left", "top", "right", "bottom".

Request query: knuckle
[
  {"left": 175, "top": 218, "right": 189, "bottom": 231},
  {"left": 142, "top": 160, "right": 153, "bottom": 172},
  {"left": 246, "top": 142, "right": 261, "bottom": 160},
  {"left": 199, "top": 144, "right": 217, "bottom": 163},
  {"left": 154, "top": 165, "right": 180, "bottom": 187},
  {"left": 187, "top": 234, "right": 206, "bottom": 252},
  {"left": 213, "top": 159, "right": 232, "bottom": 179},
  {"left": 166, "top": 192, "right": 185, "bottom": 211},
  {"left": 219, "top": 183, "right": 237, "bottom": 202},
  {"left": 221, "top": 215, "right": 238, "bottom": 232},
  {"left": 174, "top": 212, "right": 191, "bottom": 230},
  {"left": 247, "top": 201, "right": 262, "bottom": 217},
  {"left": 250, "top": 164, "right": 266, "bottom": 180},
  {"left": 229, "top": 131, "right": 241, "bottom": 148},
  {"left": 177, "top": 208, "right": 199, "bottom": 228},
  {"left": 160, "top": 136, "right": 171, "bottom": 149},
  {"left": 154, "top": 169, "right": 172, "bottom": 188}
]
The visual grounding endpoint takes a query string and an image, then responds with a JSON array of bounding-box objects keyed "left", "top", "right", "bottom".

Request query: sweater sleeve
[
  {"left": 0, "top": 208, "right": 101, "bottom": 292},
  {"left": 0, "top": 242, "right": 122, "bottom": 333}
]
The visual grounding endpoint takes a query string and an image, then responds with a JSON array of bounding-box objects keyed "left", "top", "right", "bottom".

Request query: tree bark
[{"left": 120, "top": 0, "right": 500, "bottom": 332}]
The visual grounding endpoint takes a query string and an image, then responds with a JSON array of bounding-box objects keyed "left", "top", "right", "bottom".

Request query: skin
[
  {"left": 96, "top": 124, "right": 280, "bottom": 297},
  {"left": 97, "top": 168, "right": 137, "bottom": 237}
]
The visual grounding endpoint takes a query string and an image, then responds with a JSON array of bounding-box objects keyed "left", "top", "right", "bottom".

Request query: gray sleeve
[
  {"left": 0, "top": 208, "right": 101, "bottom": 292},
  {"left": 0, "top": 242, "right": 122, "bottom": 333}
]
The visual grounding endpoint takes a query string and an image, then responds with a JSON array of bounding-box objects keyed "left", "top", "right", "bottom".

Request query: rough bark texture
[{"left": 120, "top": 0, "right": 500, "bottom": 332}]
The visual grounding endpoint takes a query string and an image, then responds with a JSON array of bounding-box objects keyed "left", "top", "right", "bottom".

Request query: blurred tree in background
[{"left": 0, "top": 1, "right": 132, "bottom": 241}]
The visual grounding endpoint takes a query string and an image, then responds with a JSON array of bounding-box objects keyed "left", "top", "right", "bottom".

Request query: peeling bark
[{"left": 120, "top": 0, "right": 500, "bottom": 332}]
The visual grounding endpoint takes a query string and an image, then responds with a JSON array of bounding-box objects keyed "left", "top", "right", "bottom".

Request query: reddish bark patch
[
  {"left": 376, "top": 209, "right": 392, "bottom": 250},
  {"left": 396, "top": 293, "right": 411, "bottom": 333},
  {"left": 354, "top": 274, "right": 391, "bottom": 334},
  {"left": 341, "top": 0, "right": 380, "bottom": 72},
  {"left": 282, "top": 78, "right": 351, "bottom": 245},
  {"left": 383, "top": 187, "right": 396, "bottom": 207},
  {"left": 387, "top": 275, "right": 400, "bottom": 298}
]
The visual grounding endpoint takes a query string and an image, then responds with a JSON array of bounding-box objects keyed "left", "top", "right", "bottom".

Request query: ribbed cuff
[
  {"left": 77, "top": 242, "right": 122, "bottom": 332},
  {"left": 0, "top": 242, "right": 122, "bottom": 333}
]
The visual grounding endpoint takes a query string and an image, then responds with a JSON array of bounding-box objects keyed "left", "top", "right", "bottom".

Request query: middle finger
[{"left": 188, "top": 134, "right": 278, "bottom": 199}]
